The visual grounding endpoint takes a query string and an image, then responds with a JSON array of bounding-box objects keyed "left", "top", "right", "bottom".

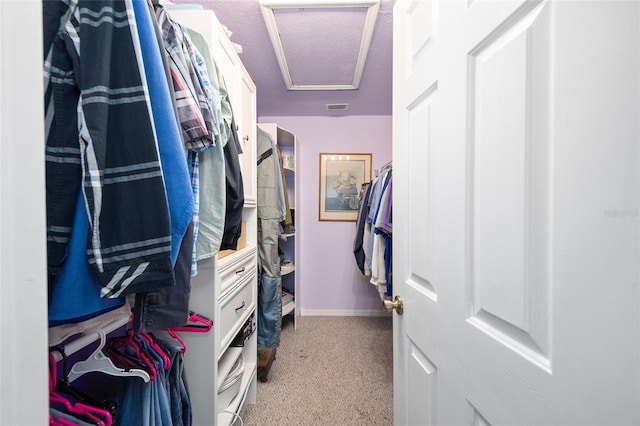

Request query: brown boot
[{"left": 257, "top": 347, "right": 276, "bottom": 382}]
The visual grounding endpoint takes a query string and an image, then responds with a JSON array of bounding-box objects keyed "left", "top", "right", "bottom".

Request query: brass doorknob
[{"left": 383, "top": 295, "right": 403, "bottom": 315}]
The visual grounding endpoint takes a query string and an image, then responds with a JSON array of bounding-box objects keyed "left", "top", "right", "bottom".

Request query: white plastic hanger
[{"left": 68, "top": 329, "right": 150, "bottom": 383}]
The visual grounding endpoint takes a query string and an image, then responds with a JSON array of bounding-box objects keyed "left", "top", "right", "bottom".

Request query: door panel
[
  {"left": 239, "top": 69, "right": 257, "bottom": 206},
  {"left": 407, "top": 342, "right": 437, "bottom": 426},
  {"left": 407, "top": 0, "right": 437, "bottom": 68},
  {"left": 407, "top": 84, "right": 438, "bottom": 300},
  {"left": 393, "top": 0, "right": 640, "bottom": 424},
  {"left": 467, "top": 0, "right": 552, "bottom": 370}
]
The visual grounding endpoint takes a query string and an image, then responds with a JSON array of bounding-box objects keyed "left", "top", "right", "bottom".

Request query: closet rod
[{"left": 51, "top": 316, "right": 130, "bottom": 362}]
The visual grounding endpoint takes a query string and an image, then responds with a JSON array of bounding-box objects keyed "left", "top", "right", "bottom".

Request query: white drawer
[
  {"left": 218, "top": 272, "right": 255, "bottom": 355},
  {"left": 218, "top": 247, "right": 257, "bottom": 297}
]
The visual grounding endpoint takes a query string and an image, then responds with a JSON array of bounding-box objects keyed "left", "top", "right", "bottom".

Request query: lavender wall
[{"left": 259, "top": 115, "right": 392, "bottom": 315}]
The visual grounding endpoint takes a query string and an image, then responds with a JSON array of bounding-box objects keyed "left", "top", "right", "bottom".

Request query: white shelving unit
[{"left": 258, "top": 123, "right": 299, "bottom": 329}]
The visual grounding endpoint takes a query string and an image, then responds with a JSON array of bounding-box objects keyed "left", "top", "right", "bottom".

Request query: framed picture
[{"left": 319, "top": 153, "right": 372, "bottom": 221}]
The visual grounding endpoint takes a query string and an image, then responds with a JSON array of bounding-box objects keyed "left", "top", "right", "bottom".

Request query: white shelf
[
  {"left": 52, "top": 316, "right": 130, "bottom": 361},
  {"left": 217, "top": 347, "right": 243, "bottom": 389},
  {"left": 281, "top": 263, "right": 295, "bottom": 276},
  {"left": 218, "top": 362, "right": 257, "bottom": 426},
  {"left": 281, "top": 289, "right": 294, "bottom": 317},
  {"left": 282, "top": 299, "right": 295, "bottom": 317}
]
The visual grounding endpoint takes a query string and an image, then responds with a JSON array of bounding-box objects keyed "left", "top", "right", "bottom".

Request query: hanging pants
[{"left": 257, "top": 217, "right": 282, "bottom": 349}]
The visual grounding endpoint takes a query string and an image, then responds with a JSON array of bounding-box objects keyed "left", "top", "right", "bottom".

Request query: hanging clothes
[
  {"left": 114, "top": 336, "right": 192, "bottom": 426},
  {"left": 354, "top": 163, "right": 393, "bottom": 298},
  {"left": 276, "top": 144, "right": 293, "bottom": 234},
  {"left": 154, "top": 4, "right": 215, "bottom": 151},
  {"left": 48, "top": 193, "right": 125, "bottom": 326},
  {"left": 154, "top": 3, "right": 217, "bottom": 275},
  {"left": 353, "top": 181, "right": 372, "bottom": 275},
  {"left": 256, "top": 127, "right": 286, "bottom": 349},
  {"left": 136, "top": 221, "right": 194, "bottom": 332},
  {"left": 129, "top": 0, "right": 200, "bottom": 331},
  {"left": 376, "top": 175, "right": 393, "bottom": 295},
  {"left": 186, "top": 28, "right": 227, "bottom": 261},
  {"left": 172, "top": 20, "right": 220, "bottom": 276},
  {"left": 135, "top": 0, "right": 194, "bottom": 267},
  {"left": 155, "top": 4, "right": 244, "bottom": 252},
  {"left": 220, "top": 111, "right": 246, "bottom": 250},
  {"left": 44, "top": 0, "right": 175, "bottom": 298},
  {"left": 157, "top": 337, "right": 192, "bottom": 426},
  {"left": 370, "top": 173, "right": 391, "bottom": 295},
  {"left": 44, "top": 3, "right": 243, "bottom": 423}
]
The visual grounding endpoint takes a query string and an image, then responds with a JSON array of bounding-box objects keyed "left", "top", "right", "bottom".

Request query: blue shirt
[{"left": 133, "top": 0, "right": 194, "bottom": 266}]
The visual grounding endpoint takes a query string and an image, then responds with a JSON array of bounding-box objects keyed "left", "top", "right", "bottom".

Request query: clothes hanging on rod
[
  {"left": 186, "top": 28, "right": 228, "bottom": 262},
  {"left": 50, "top": 314, "right": 131, "bottom": 360},
  {"left": 49, "top": 306, "right": 213, "bottom": 425},
  {"left": 43, "top": 2, "right": 245, "bottom": 423},
  {"left": 44, "top": 0, "right": 175, "bottom": 297},
  {"left": 48, "top": 193, "right": 126, "bottom": 327},
  {"left": 45, "top": 0, "right": 244, "bottom": 329},
  {"left": 353, "top": 181, "right": 373, "bottom": 275},
  {"left": 256, "top": 127, "right": 287, "bottom": 352},
  {"left": 354, "top": 161, "right": 392, "bottom": 300},
  {"left": 49, "top": 322, "right": 196, "bottom": 426},
  {"left": 49, "top": 347, "right": 117, "bottom": 426},
  {"left": 49, "top": 351, "right": 116, "bottom": 426}
]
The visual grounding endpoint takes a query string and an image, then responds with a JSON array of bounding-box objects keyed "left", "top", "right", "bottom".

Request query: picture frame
[{"left": 319, "top": 153, "right": 372, "bottom": 221}]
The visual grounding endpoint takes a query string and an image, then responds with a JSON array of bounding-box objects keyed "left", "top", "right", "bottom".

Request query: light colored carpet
[{"left": 240, "top": 315, "right": 393, "bottom": 426}]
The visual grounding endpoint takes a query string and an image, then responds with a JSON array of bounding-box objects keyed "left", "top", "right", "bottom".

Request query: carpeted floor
[{"left": 239, "top": 315, "right": 393, "bottom": 426}]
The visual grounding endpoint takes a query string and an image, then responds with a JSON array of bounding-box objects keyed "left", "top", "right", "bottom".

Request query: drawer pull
[
  {"left": 235, "top": 301, "right": 246, "bottom": 312},
  {"left": 235, "top": 267, "right": 246, "bottom": 274}
]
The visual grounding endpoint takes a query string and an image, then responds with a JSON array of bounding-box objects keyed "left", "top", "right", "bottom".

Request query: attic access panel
[{"left": 259, "top": 0, "right": 381, "bottom": 91}]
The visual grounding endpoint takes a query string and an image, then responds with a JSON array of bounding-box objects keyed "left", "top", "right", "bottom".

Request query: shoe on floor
[{"left": 257, "top": 346, "right": 276, "bottom": 382}]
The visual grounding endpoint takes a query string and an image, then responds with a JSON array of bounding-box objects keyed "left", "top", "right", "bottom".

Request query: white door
[{"left": 392, "top": 0, "right": 640, "bottom": 424}]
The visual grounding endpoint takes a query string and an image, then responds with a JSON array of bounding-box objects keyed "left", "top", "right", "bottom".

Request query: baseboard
[{"left": 300, "top": 309, "right": 391, "bottom": 317}]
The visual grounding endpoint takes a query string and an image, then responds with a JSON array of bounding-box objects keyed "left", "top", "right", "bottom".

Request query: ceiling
[{"left": 171, "top": 0, "right": 394, "bottom": 117}]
